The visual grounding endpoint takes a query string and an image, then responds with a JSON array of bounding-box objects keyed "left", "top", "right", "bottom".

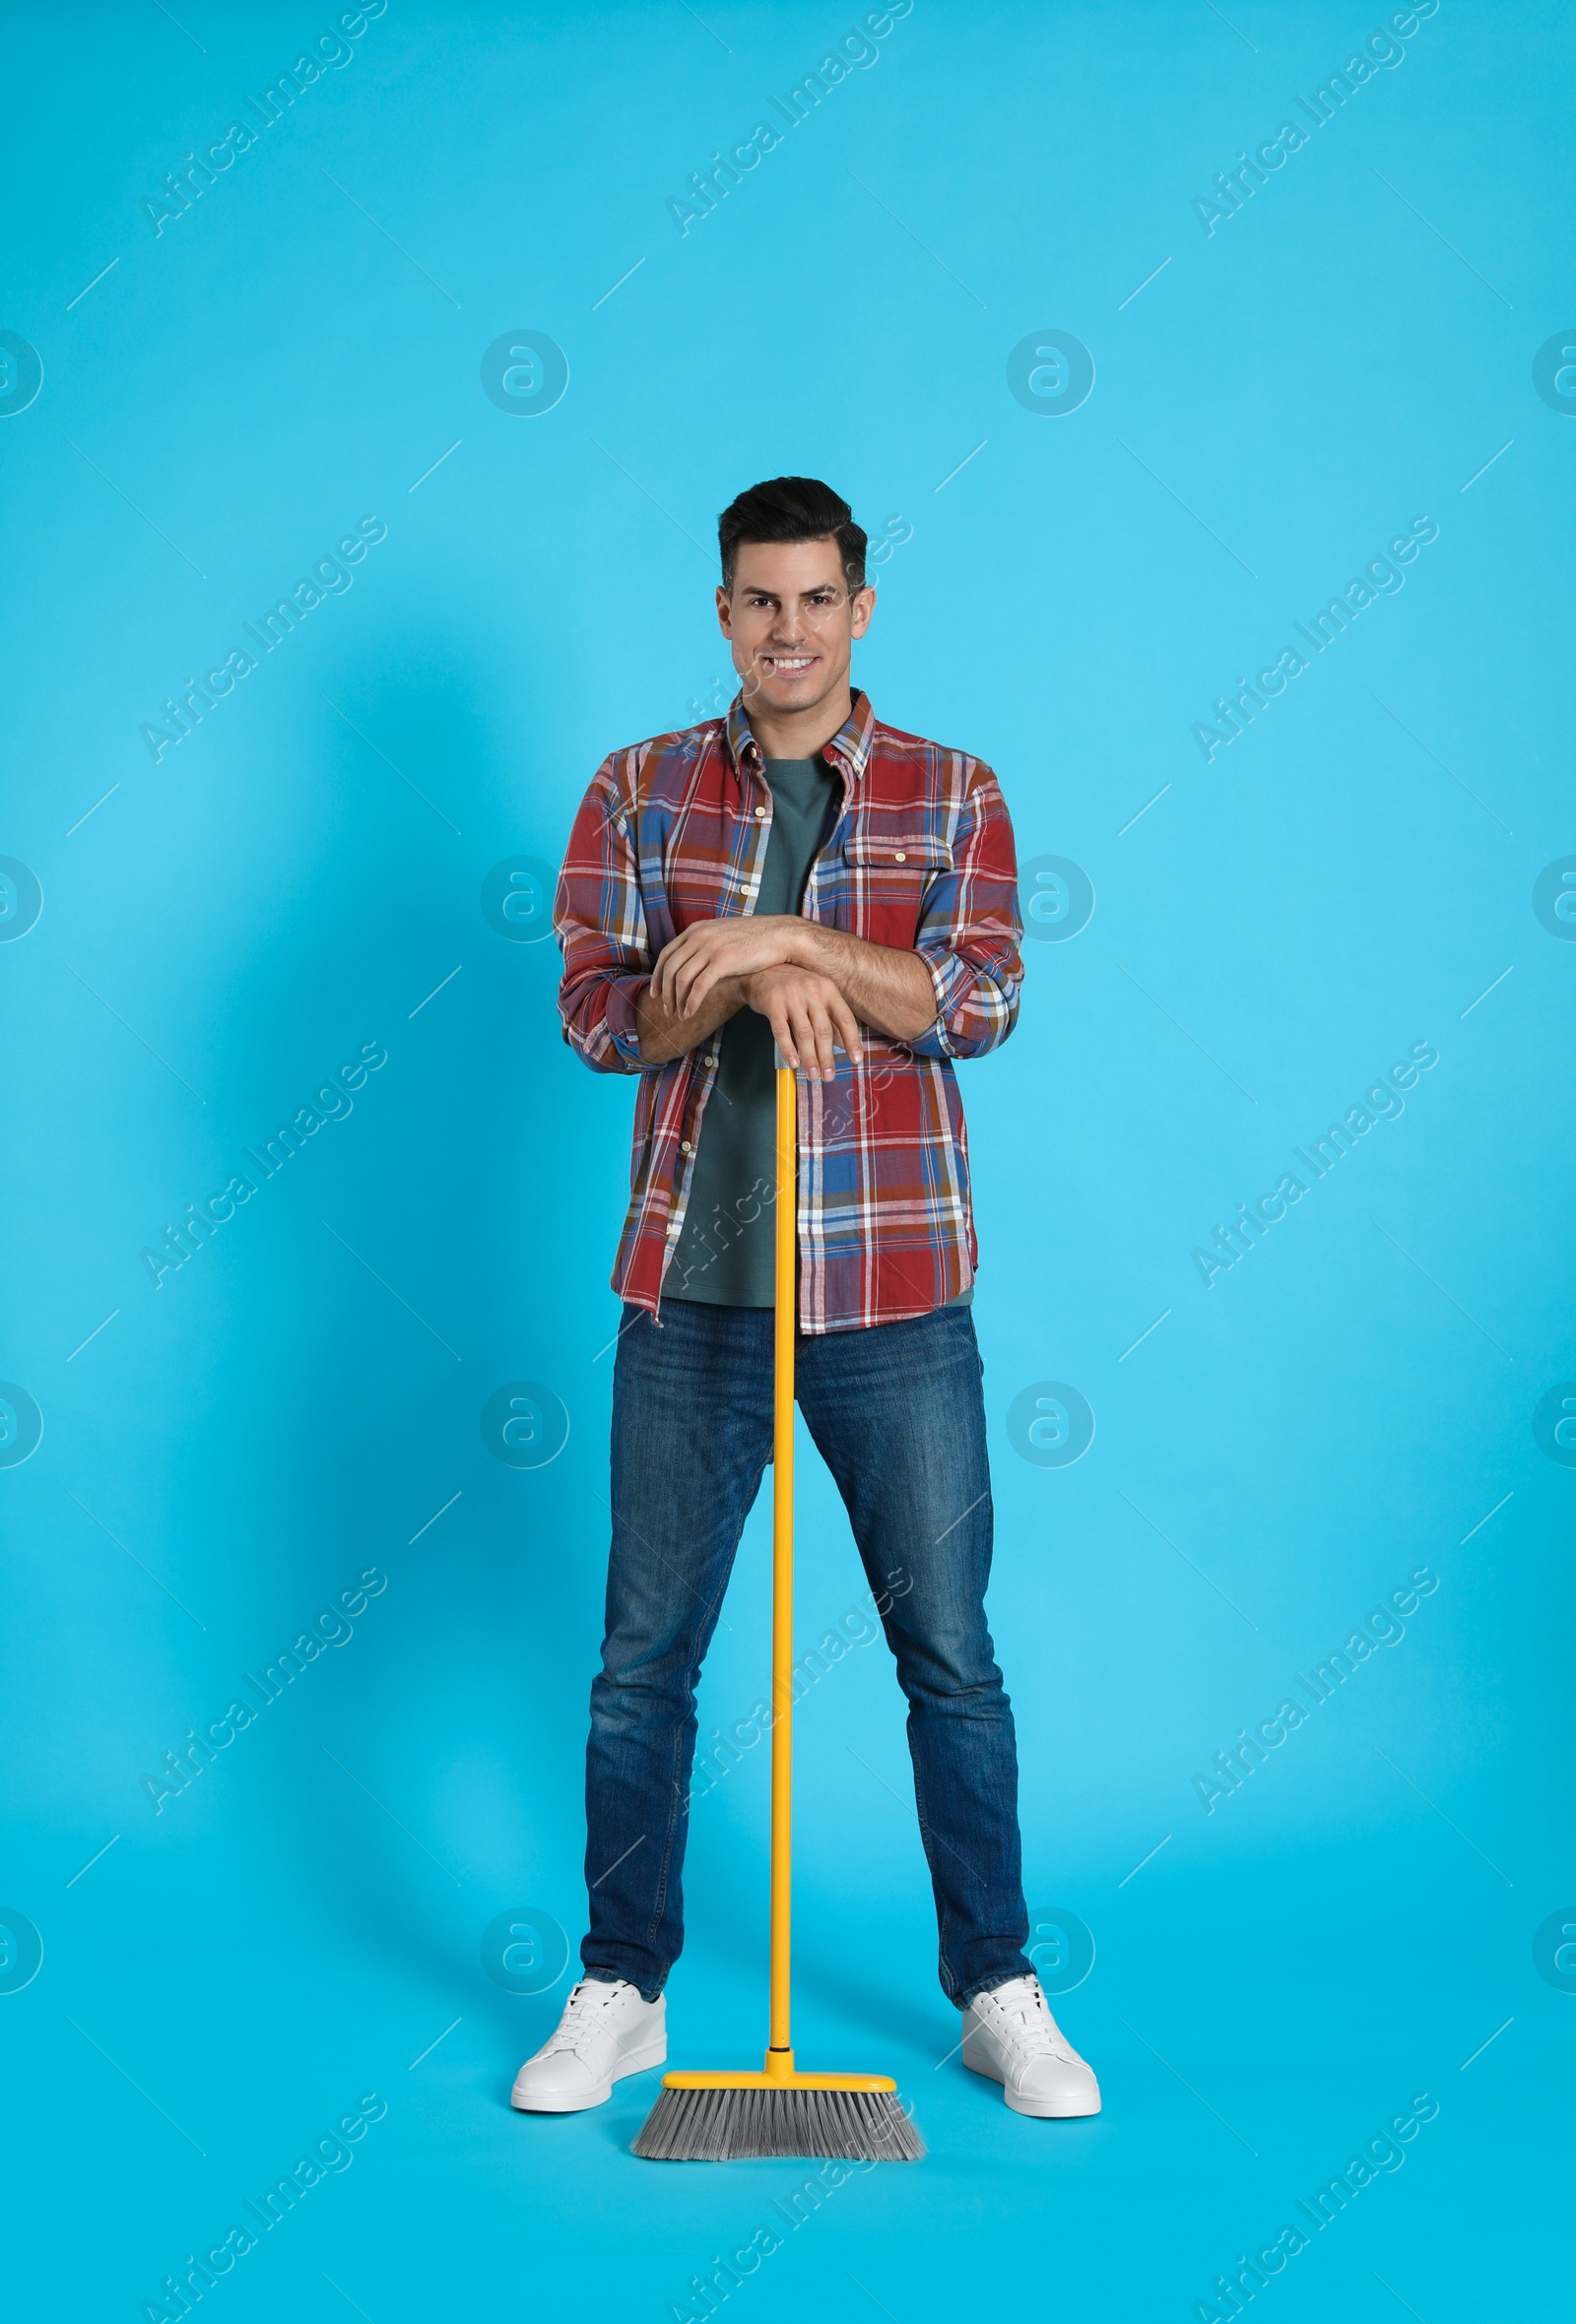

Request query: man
[{"left": 512, "top": 477, "right": 1098, "bottom": 2125}]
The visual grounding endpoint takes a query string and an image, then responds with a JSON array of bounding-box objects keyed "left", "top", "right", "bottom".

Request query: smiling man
[{"left": 514, "top": 476, "right": 1100, "bottom": 2128}]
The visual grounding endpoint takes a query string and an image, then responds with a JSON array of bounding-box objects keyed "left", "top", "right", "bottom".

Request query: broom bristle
[{"left": 632, "top": 2083, "right": 923, "bottom": 2162}]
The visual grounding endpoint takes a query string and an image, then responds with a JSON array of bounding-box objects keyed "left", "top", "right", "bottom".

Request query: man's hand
[
  {"left": 651, "top": 913, "right": 810, "bottom": 1020},
  {"left": 635, "top": 972, "right": 748, "bottom": 1065},
  {"left": 742, "top": 966, "right": 863, "bottom": 1081}
]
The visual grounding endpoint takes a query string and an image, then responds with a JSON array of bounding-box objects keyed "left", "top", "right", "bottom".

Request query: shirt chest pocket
[{"left": 838, "top": 832, "right": 952, "bottom": 949}]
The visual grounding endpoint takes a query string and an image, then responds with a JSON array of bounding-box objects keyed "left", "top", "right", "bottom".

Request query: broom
[{"left": 633, "top": 1058, "right": 924, "bottom": 2163}]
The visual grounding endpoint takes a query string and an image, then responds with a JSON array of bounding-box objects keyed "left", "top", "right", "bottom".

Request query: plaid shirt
[{"left": 555, "top": 689, "right": 1023, "bottom": 1333}]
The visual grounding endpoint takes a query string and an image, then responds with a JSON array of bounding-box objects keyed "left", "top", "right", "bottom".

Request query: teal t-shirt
[
  {"left": 664, "top": 752, "right": 972, "bottom": 1313},
  {"left": 666, "top": 756, "right": 836, "bottom": 1307}
]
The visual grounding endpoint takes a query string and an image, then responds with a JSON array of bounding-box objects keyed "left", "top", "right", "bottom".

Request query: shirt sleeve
[
  {"left": 555, "top": 749, "right": 652, "bottom": 1074},
  {"left": 908, "top": 757, "right": 1024, "bottom": 1061}
]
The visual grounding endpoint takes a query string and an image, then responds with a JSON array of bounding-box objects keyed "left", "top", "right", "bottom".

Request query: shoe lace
[
  {"left": 987, "top": 1983, "right": 1075, "bottom": 2059},
  {"left": 544, "top": 1979, "right": 629, "bottom": 2053}
]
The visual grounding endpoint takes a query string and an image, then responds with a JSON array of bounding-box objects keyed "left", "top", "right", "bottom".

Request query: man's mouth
[{"left": 761, "top": 654, "right": 817, "bottom": 675}]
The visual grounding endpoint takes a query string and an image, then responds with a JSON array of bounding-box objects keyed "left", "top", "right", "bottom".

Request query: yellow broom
[{"left": 633, "top": 1061, "right": 924, "bottom": 2163}]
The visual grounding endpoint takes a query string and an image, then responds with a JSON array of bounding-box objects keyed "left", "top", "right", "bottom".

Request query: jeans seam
[
  {"left": 646, "top": 1715, "right": 687, "bottom": 1947},
  {"left": 911, "top": 1754, "right": 961, "bottom": 2002}
]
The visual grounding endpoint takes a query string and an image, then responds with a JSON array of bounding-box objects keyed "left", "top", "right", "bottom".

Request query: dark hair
[{"left": 717, "top": 476, "right": 867, "bottom": 594}]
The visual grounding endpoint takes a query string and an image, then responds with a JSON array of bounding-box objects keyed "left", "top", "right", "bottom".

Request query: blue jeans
[{"left": 582, "top": 1298, "right": 1031, "bottom": 2007}]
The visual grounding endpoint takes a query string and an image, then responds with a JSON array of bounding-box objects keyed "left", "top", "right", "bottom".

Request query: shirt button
[
  {"left": 681, "top": 1139, "right": 693, "bottom": 1154},
  {"left": 704, "top": 1056, "right": 717, "bottom": 1068},
  {"left": 755, "top": 806, "right": 766, "bottom": 817},
  {"left": 894, "top": 851, "right": 906, "bottom": 863}
]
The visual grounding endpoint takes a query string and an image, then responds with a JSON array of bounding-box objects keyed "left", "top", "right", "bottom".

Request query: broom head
[{"left": 633, "top": 2067, "right": 924, "bottom": 2163}]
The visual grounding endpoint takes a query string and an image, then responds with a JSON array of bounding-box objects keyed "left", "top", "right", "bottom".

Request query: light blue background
[{"left": 3, "top": 2, "right": 1572, "bottom": 2317}]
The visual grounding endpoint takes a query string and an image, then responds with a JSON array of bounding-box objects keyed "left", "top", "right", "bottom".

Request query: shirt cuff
[
  {"left": 600, "top": 974, "right": 649, "bottom": 1068},
  {"left": 921, "top": 948, "right": 975, "bottom": 1059}
]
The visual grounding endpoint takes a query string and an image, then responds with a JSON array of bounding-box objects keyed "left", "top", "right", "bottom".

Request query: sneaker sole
[
  {"left": 1002, "top": 2081, "right": 1101, "bottom": 2118},
  {"left": 963, "top": 2044, "right": 1100, "bottom": 2118},
  {"left": 511, "top": 2038, "right": 667, "bottom": 2114}
]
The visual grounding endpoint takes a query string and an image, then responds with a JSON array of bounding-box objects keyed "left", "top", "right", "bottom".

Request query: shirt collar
[{"left": 724, "top": 686, "right": 876, "bottom": 787}]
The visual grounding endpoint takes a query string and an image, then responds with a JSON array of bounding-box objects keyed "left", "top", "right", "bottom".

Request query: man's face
[{"left": 716, "top": 538, "right": 875, "bottom": 720}]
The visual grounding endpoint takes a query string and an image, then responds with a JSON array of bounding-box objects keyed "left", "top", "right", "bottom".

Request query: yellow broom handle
[{"left": 768, "top": 1062, "right": 796, "bottom": 2063}]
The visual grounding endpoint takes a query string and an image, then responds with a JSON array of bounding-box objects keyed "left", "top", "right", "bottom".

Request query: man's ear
[{"left": 851, "top": 585, "right": 877, "bottom": 638}]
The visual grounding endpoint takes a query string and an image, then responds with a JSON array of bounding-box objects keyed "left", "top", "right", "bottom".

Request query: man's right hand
[{"left": 741, "top": 965, "right": 863, "bottom": 1081}]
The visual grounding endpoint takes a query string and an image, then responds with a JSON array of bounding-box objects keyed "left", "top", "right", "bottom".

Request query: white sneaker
[
  {"left": 510, "top": 1977, "right": 666, "bottom": 2113},
  {"left": 961, "top": 1973, "right": 1101, "bottom": 2117}
]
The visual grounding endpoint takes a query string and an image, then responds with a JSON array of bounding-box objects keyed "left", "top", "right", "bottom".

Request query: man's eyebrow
[{"left": 741, "top": 583, "right": 844, "bottom": 598}]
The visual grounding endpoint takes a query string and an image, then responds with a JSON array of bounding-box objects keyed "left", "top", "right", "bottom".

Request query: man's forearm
[
  {"left": 635, "top": 973, "right": 747, "bottom": 1064},
  {"left": 792, "top": 925, "right": 938, "bottom": 1043}
]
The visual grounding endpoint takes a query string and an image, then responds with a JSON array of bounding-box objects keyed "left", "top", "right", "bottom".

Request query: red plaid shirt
[{"left": 555, "top": 689, "right": 1023, "bottom": 1332}]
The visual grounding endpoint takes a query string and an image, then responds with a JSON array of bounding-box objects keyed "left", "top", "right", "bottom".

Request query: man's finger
[
  {"left": 651, "top": 940, "right": 683, "bottom": 1011},
  {"left": 668, "top": 929, "right": 728, "bottom": 1013},
  {"left": 813, "top": 995, "right": 841, "bottom": 1073},
  {"left": 802, "top": 998, "right": 837, "bottom": 1081},
  {"left": 770, "top": 1000, "right": 800, "bottom": 1070},
  {"left": 670, "top": 943, "right": 714, "bottom": 1016},
  {"left": 683, "top": 960, "right": 720, "bottom": 1016},
  {"left": 814, "top": 1003, "right": 840, "bottom": 1080},
  {"left": 667, "top": 931, "right": 706, "bottom": 987},
  {"left": 812, "top": 989, "right": 851, "bottom": 1078},
  {"left": 660, "top": 929, "right": 712, "bottom": 1009},
  {"left": 785, "top": 996, "right": 815, "bottom": 1075},
  {"left": 830, "top": 995, "right": 863, "bottom": 1065},
  {"left": 825, "top": 998, "right": 858, "bottom": 1071}
]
